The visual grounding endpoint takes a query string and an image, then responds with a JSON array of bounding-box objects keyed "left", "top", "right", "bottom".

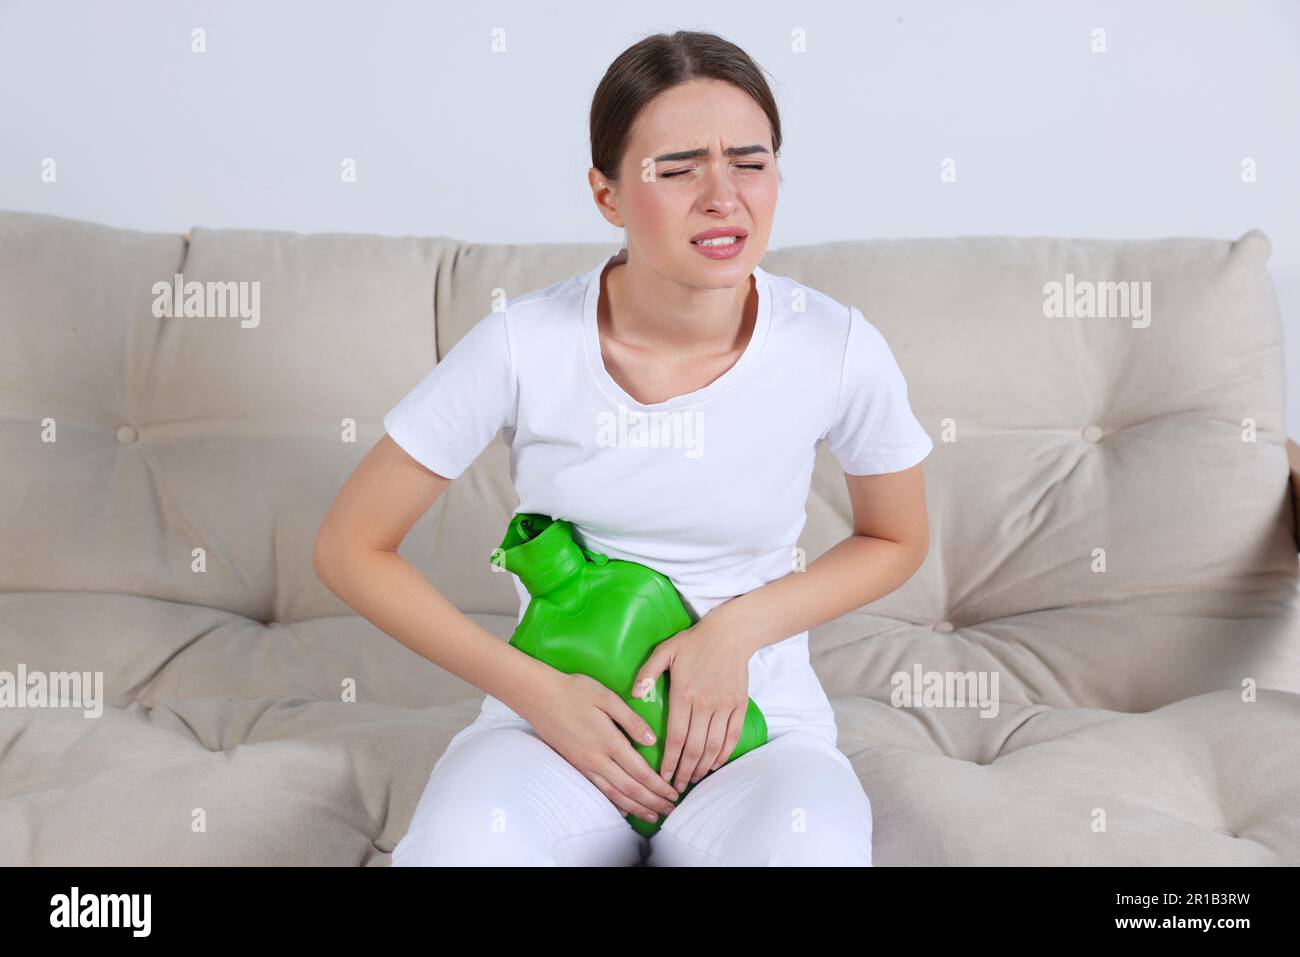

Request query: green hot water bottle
[{"left": 495, "top": 512, "right": 768, "bottom": 837}]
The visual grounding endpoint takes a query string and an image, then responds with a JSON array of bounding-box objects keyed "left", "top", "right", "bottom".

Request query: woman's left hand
[{"left": 630, "top": 616, "right": 755, "bottom": 792}]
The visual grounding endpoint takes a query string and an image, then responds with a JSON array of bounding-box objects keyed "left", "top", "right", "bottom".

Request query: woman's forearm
[
  {"left": 709, "top": 534, "right": 929, "bottom": 657},
  {"left": 315, "top": 544, "right": 558, "bottom": 715}
]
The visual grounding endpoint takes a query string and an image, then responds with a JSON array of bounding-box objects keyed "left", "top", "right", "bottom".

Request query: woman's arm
[
  {"left": 633, "top": 462, "right": 931, "bottom": 791},
  {"left": 312, "top": 434, "right": 559, "bottom": 715},
  {"left": 314, "top": 435, "right": 682, "bottom": 823},
  {"left": 711, "top": 462, "right": 931, "bottom": 657}
]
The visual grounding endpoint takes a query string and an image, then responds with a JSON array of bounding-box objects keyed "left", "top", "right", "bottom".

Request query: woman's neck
[{"left": 601, "top": 256, "right": 756, "bottom": 359}]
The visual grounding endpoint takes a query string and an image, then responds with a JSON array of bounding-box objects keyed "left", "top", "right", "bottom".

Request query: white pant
[{"left": 392, "top": 633, "right": 874, "bottom": 866}]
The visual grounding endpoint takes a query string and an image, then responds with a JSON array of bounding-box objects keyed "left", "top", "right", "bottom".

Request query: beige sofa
[{"left": 2, "top": 208, "right": 1299, "bottom": 865}]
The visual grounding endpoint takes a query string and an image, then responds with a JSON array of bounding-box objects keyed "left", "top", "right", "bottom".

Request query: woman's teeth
[{"left": 694, "top": 236, "right": 740, "bottom": 246}]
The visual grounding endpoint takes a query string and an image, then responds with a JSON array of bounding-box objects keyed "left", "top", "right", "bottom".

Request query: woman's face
[{"left": 592, "top": 78, "right": 779, "bottom": 289}]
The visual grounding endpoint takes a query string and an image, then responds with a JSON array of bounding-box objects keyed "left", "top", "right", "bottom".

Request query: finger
[
  {"left": 676, "top": 709, "right": 714, "bottom": 787},
  {"left": 607, "top": 749, "right": 679, "bottom": 816},
  {"left": 602, "top": 756, "right": 674, "bottom": 821},
  {"left": 588, "top": 769, "right": 661, "bottom": 823},
  {"left": 692, "top": 708, "right": 730, "bottom": 782},
  {"left": 711, "top": 708, "right": 744, "bottom": 771},
  {"left": 631, "top": 647, "right": 668, "bottom": 702},
  {"left": 598, "top": 693, "right": 679, "bottom": 804},
  {"left": 683, "top": 707, "right": 726, "bottom": 785},
  {"left": 672, "top": 707, "right": 710, "bottom": 793},
  {"left": 599, "top": 688, "right": 659, "bottom": 748},
  {"left": 659, "top": 681, "right": 693, "bottom": 784}
]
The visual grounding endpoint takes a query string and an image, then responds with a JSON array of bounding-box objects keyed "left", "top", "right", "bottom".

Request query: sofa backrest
[{"left": 2, "top": 210, "right": 1296, "bottom": 712}]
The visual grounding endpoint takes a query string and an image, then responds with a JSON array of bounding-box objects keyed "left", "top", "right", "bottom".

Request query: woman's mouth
[{"left": 690, "top": 233, "right": 747, "bottom": 260}]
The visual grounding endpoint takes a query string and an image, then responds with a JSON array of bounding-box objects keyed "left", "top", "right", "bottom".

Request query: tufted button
[
  {"left": 116, "top": 425, "right": 138, "bottom": 444},
  {"left": 932, "top": 620, "right": 954, "bottom": 633},
  {"left": 1082, "top": 424, "right": 1103, "bottom": 443}
]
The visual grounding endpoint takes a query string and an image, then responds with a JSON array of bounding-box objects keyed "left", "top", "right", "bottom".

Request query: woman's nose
[{"left": 699, "top": 177, "right": 738, "bottom": 213}]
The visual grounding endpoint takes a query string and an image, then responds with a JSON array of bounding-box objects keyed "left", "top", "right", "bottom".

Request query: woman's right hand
[{"left": 519, "top": 671, "right": 681, "bottom": 824}]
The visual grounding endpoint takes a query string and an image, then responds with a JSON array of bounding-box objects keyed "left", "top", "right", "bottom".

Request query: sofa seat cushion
[{"left": 835, "top": 689, "right": 1300, "bottom": 865}]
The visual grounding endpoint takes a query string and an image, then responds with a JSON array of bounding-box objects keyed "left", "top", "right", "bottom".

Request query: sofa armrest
[{"left": 1288, "top": 439, "right": 1300, "bottom": 551}]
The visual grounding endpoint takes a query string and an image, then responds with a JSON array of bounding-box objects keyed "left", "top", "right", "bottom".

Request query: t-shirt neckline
[{"left": 582, "top": 246, "right": 772, "bottom": 412}]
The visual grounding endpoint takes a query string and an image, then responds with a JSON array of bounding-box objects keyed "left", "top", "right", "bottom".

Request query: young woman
[{"left": 315, "top": 30, "right": 932, "bottom": 866}]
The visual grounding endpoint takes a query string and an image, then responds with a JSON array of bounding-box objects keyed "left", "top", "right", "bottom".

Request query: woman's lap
[
  {"left": 392, "top": 704, "right": 872, "bottom": 867},
  {"left": 645, "top": 727, "right": 872, "bottom": 866},
  {"left": 392, "top": 715, "right": 646, "bottom": 866}
]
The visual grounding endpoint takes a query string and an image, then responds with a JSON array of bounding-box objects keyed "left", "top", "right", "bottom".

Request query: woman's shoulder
[
  {"left": 505, "top": 266, "right": 591, "bottom": 317},
  {"left": 485, "top": 266, "right": 590, "bottom": 353},
  {"left": 758, "top": 265, "right": 855, "bottom": 328},
  {"left": 757, "top": 266, "right": 861, "bottom": 363}
]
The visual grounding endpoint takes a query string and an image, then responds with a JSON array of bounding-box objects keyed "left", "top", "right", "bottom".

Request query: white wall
[{"left": 3, "top": 0, "right": 1298, "bottom": 430}]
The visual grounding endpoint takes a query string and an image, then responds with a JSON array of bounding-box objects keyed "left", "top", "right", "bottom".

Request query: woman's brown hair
[{"left": 589, "top": 31, "right": 782, "bottom": 184}]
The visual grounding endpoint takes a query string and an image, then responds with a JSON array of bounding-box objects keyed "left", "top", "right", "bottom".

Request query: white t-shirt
[{"left": 384, "top": 246, "right": 933, "bottom": 637}]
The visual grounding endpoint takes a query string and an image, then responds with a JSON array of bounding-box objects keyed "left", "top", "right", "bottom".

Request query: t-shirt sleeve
[
  {"left": 382, "top": 308, "right": 518, "bottom": 480},
  {"left": 823, "top": 305, "right": 933, "bottom": 476}
]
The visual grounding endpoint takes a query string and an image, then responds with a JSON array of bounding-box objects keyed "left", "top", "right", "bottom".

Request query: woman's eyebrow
[{"left": 652, "top": 145, "right": 771, "bottom": 162}]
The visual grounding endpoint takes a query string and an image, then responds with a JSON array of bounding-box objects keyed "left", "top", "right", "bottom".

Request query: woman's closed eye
[{"left": 660, "top": 164, "right": 766, "bottom": 178}]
